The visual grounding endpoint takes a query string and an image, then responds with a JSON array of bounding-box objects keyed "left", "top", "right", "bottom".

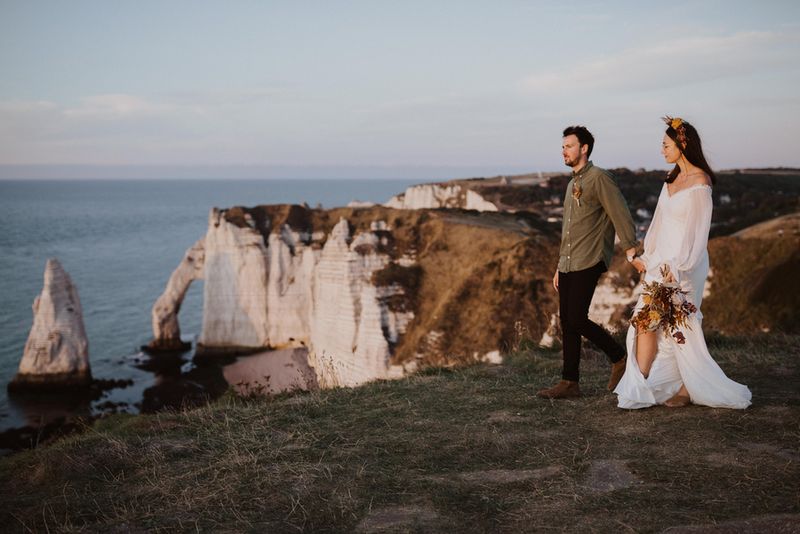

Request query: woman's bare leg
[
  {"left": 636, "top": 327, "right": 658, "bottom": 378},
  {"left": 665, "top": 384, "right": 691, "bottom": 407}
]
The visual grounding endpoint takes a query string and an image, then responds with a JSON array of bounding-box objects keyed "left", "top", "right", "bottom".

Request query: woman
[{"left": 614, "top": 117, "right": 751, "bottom": 409}]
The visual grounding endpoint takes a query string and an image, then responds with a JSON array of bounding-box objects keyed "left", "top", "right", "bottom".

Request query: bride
[{"left": 614, "top": 117, "right": 751, "bottom": 409}]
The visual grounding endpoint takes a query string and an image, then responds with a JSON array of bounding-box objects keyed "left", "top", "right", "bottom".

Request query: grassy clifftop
[{"left": 2, "top": 334, "right": 798, "bottom": 532}]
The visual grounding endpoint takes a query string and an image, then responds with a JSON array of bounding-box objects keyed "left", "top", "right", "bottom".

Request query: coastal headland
[{"left": 2, "top": 168, "right": 798, "bottom": 457}]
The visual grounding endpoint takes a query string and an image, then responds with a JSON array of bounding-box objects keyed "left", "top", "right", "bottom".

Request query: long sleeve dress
[{"left": 614, "top": 184, "right": 752, "bottom": 409}]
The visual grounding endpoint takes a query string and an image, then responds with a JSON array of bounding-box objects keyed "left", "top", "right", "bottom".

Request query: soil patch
[{"left": 356, "top": 504, "right": 443, "bottom": 533}]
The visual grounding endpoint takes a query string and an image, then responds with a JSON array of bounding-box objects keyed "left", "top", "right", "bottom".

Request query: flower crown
[{"left": 662, "top": 115, "right": 687, "bottom": 146}]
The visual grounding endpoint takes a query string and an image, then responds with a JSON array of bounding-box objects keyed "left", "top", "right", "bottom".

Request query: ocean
[{"left": 0, "top": 178, "right": 424, "bottom": 432}]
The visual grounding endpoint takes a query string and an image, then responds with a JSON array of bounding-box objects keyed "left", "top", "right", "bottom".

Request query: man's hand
[
  {"left": 552, "top": 270, "right": 559, "bottom": 292},
  {"left": 630, "top": 258, "right": 646, "bottom": 273}
]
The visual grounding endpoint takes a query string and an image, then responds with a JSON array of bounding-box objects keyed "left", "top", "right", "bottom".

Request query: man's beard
[{"left": 563, "top": 156, "right": 578, "bottom": 167}]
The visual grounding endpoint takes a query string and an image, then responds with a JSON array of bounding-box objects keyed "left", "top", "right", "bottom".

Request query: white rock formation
[
  {"left": 465, "top": 189, "right": 499, "bottom": 211},
  {"left": 385, "top": 183, "right": 498, "bottom": 211},
  {"left": 156, "top": 208, "right": 417, "bottom": 387},
  {"left": 200, "top": 208, "right": 271, "bottom": 350},
  {"left": 587, "top": 274, "right": 637, "bottom": 334},
  {"left": 307, "top": 219, "right": 413, "bottom": 387},
  {"left": 264, "top": 229, "right": 317, "bottom": 346},
  {"left": 10, "top": 258, "right": 91, "bottom": 388},
  {"left": 347, "top": 200, "right": 376, "bottom": 208},
  {"left": 538, "top": 314, "right": 560, "bottom": 349},
  {"left": 480, "top": 350, "right": 503, "bottom": 364},
  {"left": 148, "top": 238, "right": 205, "bottom": 351}
]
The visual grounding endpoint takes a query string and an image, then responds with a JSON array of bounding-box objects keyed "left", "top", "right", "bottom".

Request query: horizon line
[{"left": 0, "top": 163, "right": 797, "bottom": 181}]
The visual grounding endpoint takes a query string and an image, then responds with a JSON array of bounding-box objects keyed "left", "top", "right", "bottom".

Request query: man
[{"left": 537, "top": 125, "right": 638, "bottom": 399}]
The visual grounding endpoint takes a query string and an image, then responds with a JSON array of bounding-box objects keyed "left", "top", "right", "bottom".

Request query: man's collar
[{"left": 572, "top": 160, "right": 593, "bottom": 177}]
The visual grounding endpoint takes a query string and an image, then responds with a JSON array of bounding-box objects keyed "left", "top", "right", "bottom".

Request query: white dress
[{"left": 614, "top": 183, "right": 751, "bottom": 409}]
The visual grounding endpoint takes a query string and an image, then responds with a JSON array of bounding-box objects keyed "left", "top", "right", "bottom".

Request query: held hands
[{"left": 626, "top": 248, "right": 646, "bottom": 274}]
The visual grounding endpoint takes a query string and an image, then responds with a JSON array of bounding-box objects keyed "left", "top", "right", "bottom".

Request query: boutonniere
[{"left": 572, "top": 182, "right": 582, "bottom": 207}]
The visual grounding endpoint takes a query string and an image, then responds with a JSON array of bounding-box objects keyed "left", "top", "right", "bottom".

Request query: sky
[{"left": 1, "top": 0, "right": 799, "bottom": 179}]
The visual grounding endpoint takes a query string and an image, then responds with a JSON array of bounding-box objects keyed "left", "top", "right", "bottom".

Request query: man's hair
[{"left": 562, "top": 125, "right": 595, "bottom": 158}]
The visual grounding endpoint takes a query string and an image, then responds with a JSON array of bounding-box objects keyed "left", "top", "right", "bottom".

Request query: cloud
[
  {"left": 521, "top": 31, "right": 799, "bottom": 95},
  {"left": 63, "top": 94, "right": 171, "bottom": 119}
]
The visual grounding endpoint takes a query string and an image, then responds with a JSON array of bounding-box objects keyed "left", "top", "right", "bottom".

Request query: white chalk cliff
[
  {"left": 307, "top": 219, "right": 413, "bottom": 387},
  {"left": 154, "top": 208, "right": 415, "bottom": 387},
  {"left": 385, "top": 183, "right": 498, "bottom": 212},
  {"left": 200, "top": 208, "right": 272, "bottom": 349},
  {"left": 10, "top": 258, "right": 91, "bottom": 388}
]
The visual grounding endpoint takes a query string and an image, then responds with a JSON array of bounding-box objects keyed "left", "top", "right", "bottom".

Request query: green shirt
[{"left": 558, "top": 161, "right": 638, "bottom": 273}]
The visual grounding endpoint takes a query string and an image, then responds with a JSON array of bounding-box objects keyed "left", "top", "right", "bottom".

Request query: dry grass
[
  {"left": 704, "top": 230, "right": 800, "bottom": 334},
  {"left": 1, "top": 334, "right": 798, "bottom": 533}
]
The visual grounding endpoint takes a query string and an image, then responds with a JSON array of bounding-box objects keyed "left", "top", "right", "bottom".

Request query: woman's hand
[
  {"left": 663, "top": 268, "right": 677, "bottom": 283},
  {"left": 630, "top": 257, "right": 646, "bottom": 274}
]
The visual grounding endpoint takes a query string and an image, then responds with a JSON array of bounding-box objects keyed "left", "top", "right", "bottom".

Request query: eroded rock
[
  {"left": 9, "top": 259, "right": 91, "bottom": 390},
  {"left": 147, "top": 238, "right": 205, "bottom": 352}
]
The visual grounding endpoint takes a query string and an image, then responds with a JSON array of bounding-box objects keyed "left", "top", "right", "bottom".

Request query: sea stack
[{"left": 9, "top": 258, "right": 91, "bottom": 391}]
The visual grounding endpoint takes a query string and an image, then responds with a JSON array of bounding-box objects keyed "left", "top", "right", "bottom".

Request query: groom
[{"left": 537, "top": 125, "right": 638, "bottom": 399}]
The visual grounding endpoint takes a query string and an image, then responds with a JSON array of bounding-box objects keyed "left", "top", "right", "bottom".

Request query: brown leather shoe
[
  {"left": 607, "top": 356, "right": 627, "bottom": 391},
  {"left": 536, "top": 380, "right": 581, "bottom": 399},
  {"left": 664, "top": 393, "right": 691, "bottom": 408}
]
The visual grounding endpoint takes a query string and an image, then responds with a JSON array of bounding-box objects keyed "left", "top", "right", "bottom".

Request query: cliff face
[
  {"left": 200, "top": 208, "right": 272, "bottom": 349},
  {"left": 385, "top": 183, "right": 499, "bottom": 212},
  {"left": 153, "top": 205, "right": 560, "bottom": 386},
  {"left": 151, "top": 196, "right": 798, "bottom": 390}
]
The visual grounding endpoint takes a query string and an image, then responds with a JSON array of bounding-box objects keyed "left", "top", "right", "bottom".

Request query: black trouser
[{"left": 559, "top": 261, "right": 625, "bottom": 382}]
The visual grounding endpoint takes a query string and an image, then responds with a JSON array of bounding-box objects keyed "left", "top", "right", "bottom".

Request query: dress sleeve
[
  {"left": 668, "top": 187, "right": 712, "bottom": 282},
  {"left": 642, "top": 186, "right": 712, "bottom": 282},
  {"left": 639, "top": 191, "right": 663, "bottom": 275}
]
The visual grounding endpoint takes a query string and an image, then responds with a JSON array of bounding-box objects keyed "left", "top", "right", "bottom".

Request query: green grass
[{"left": 1, "top": 334, "right": 798, "bottom": 533}]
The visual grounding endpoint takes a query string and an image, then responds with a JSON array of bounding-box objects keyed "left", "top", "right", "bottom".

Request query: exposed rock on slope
[
  {"left": 152, "top": 205, "right": 561, "bottom": 386},
  {"left": 385, "top": 183, "right": 499, "bottom": 211},
  {"left": 9, "top": 258, "right": 91, "bottom": 390}
]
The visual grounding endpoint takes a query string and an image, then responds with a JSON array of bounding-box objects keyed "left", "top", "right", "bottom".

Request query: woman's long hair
[{"left": 665, "top": 120, "right": 716, "bottom": 184}]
